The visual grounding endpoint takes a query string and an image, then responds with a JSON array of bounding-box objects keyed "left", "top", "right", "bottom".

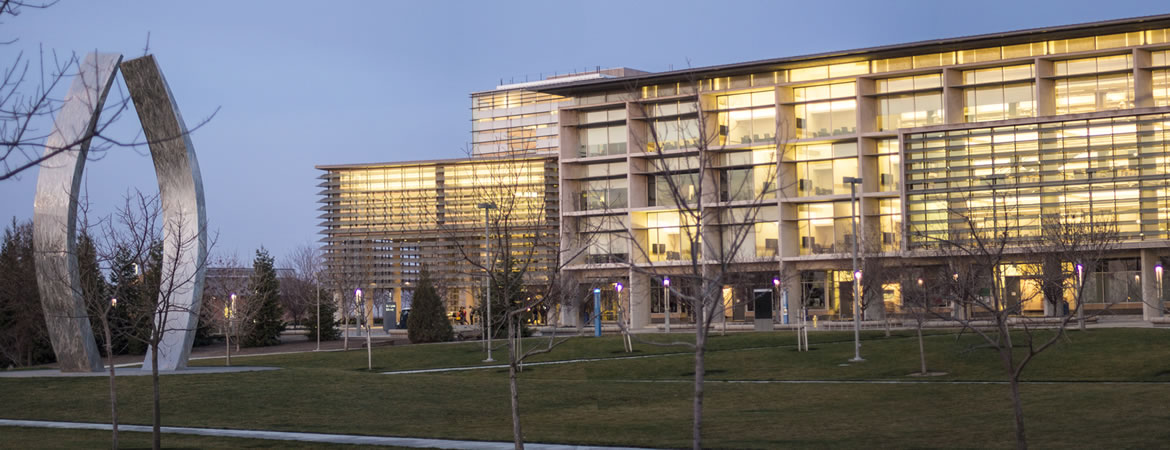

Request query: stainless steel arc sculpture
[{"left": 33, "top": 53, "right": 207, "bottom": 372}]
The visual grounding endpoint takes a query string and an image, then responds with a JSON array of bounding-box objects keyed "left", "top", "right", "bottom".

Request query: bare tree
[
  {"left": 912, "top": 193, "right": 1119, "bottom": 449},
  {"left": 605, "top": 75, "right": 784, "bottom": 449},
  {"left": 439, "top": 153, "right": 584, "bottom": 449},
  {"left": 94, "top": 189, "right": 211, "bottom": 449},
  {"left": 282, "top": 243, "right": 321, "bottom": 330},
  {"left": 200, "top": 253, "right": 251, "bottom": 364}
]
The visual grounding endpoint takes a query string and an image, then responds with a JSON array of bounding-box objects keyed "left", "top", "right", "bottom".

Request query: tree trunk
[
  {"left": 102, "top": 319, "right": 118, "bottom": 450},
  {"left": 151, "top": 342, "right": 161, "bottom": 450},
  {"left": 508, "top": 317, "right": 524, "bottom": 449},
  {"left": 1009, "top": 375, "right": 1027, "bottom": 450},
  {"left": 692, "top": 322, "right": 706, "bottom": 450},
  {"left": 1077, "top": 301, "right": 1086, "bottom": 332},
  {"left": 998, "top": 326, "right": 1027, "bottom": 450},
  {"left": 916, "top": 322, "right": 927, "bottom": 375}
]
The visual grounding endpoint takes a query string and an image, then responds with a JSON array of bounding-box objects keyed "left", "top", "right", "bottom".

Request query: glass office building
[
  {"left": 316, "top": 156, "right": 559, "bottom": 315},
  {"left": 535, "top": 14, "right": 1170, "bottom": 326},
  {"left": 320, "top": 15, "right": 1170, "bottom": 327}
]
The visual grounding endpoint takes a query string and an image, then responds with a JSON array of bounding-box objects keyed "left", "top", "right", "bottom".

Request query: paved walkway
[
  {"left": 0, "top": 419, "right": 653, "bottom": 450},
  {"left": 0, "top": 366, "right": 278, "bottom": 378}
]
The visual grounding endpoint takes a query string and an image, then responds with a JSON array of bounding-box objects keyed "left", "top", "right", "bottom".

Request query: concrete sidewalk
[
  {"left": 0, "top": 419, "right": 653, "bottom": 450},
  {"left": 0, "top": 366, "right": 278, "bottom": 378}
]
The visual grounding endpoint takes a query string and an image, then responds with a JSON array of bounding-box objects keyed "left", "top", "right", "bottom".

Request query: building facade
[
  {"left": 316, "top": 156, "right": 559, "bottom": 317},
  {"left": 537, "top": 14, "right": 1170, "bottom": 327},
  {"left": 320, "top": 15, "right": 1170, "bottom": 328}
]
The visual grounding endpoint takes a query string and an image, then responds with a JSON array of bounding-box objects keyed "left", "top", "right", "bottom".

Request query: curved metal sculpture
[
  {"left": 33, "top": 53, "right": 123, "bottom": 372},
  {"left": 33, "top": 53, "right": 207, "bottom": 372}
]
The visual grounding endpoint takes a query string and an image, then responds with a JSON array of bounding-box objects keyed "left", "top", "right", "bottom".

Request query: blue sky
[{"left": 1, "top": 1, "right": 1166, "bottom": 264}]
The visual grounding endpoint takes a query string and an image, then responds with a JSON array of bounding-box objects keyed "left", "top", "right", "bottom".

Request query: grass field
[{"left": 2, "top": 328, "right": 1169, "bottom": 448}]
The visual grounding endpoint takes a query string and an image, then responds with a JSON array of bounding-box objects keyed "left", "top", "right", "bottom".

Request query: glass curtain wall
[{"left": 905, "top": 113, "right": 1170, "bottom": 248}]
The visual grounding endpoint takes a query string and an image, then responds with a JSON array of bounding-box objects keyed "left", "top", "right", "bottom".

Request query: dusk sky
[{"left": 2, "top": 1, "right": 1167, "bottom": 264}]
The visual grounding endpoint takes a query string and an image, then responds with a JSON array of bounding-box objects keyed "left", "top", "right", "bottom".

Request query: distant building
[{"left": 315, "top": 155, "right": 559, "bottom": 320}]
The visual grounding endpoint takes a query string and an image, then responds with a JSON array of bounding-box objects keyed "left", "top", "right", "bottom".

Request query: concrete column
[
  {"left": 1141, "top": 249, "right": 1163, "bottom": 321},
  {"left": 1035, "top": 58, "right": 1056, "bottom": 117},
  {"left": 1135, "top": 49, "right": 1153, "bottom": 108},
  {"left": 864, "top": 290, "right": 885, "bottom": 321},
  {"left": 629, "top": 269, "right": 651, "bottom": 330},
  {"left": 559, "top": 272, "right": 581, "bottom": 328}
]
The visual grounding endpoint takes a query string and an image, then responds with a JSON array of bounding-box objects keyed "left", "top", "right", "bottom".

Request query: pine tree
[
  {"left": 406, "top": 268, "right": 453, "bottom": 343},
  {"left": 244, "top": 247, "right": 285, "bottom": 347},
  {"left": 0, "top": 219, "right": 53, "bottom": 367},
  {"left": 306, "top": 281, "right": 340, "bottom": 341},
  {"left": 107, "top": 246, "right": 149, "bottom": 355}
]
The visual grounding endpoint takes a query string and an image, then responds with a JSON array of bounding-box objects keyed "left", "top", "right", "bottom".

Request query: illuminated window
[
  {"left": 797, "top": 201, "right": 859, "bottom": 255},
  {"left": 877, "top": 153, "right": 901, "bottom": 192},
  {"left": 794, "top": 83, "right": 856, "bottom": 138},
  {"left": 648, "top": 173, "right": 700, "bottom": 206},
  {"left": 578, "top": 178, "right": 627, "bottom": 210},
  {"left": 579, "top": 125, "right": 627, "bottom": 157},
  {"left": 1155, "top": 70, "right": 1170, "bottom": 107},
  {"left": 876, "top": 74, "right": 941, "bottom": 94},
  {"left": 877, "top": 199, "right": 902, "bottom": 252},
  {"left": 721, "top": 206, "right": 779, "bottom": 260},
  {"left": 643, "top": 211, "right": 699, "bottom": 262},
  {"left": 648, "top": 117, "right": 700, "bottom": 151},
  {"left": 1054, "top": 55, "right": 1132, "bottom": 77},
  {"left": 877, "top": 91, "right": 943, "bottom": 130},
  {"left": 716, "top": 91, "right": 776, "bottom": 145},
  {"left": 964, "top": 83, "right": 1035, "bottom": 122},
  {"left": 1055, "top": 73, "right": 1133, "bottom": 114}
]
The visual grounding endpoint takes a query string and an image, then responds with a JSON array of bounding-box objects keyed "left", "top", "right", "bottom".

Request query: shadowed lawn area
[
  {"left": 0, "top": 427, "right": 395, "bottom": 449},
  {"left": 2, "top": 328, "right": 1169, "bottom": 448}
]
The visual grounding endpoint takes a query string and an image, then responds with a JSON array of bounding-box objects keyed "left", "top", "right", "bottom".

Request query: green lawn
[{"left": 2, "top": 328, "right": 1169, "bottom": 448}]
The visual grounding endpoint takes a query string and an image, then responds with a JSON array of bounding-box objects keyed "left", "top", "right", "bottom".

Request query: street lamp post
[
  {"left": 478, "top": 202, "right": 497, "bottom": 363},
  {"left": 227, "top": 293, "right": 237, "bottom": 366},
  {"left": 843, "top": 176, "right": 864, "bottom": 362},
  {"left": 1076, "top": 263, "right": 1085, "bottom": 328},
  {"left": 772, "top": 277, "right": 781, "bottom": 324},
  {"left": 356, "top": 289, "right": 371, "bottom": 369},
  {"left": 1157, "top": 263, "right": 1164, "bottom": 308},
  {"left": 663, "top": 277, "right": 671, "bottom": 334},
  {"left": 315, "top": 274, "right": 321, "bottom": 352},
  {"left": 617, "top": 283, "right": 631, "bottom": 352}
]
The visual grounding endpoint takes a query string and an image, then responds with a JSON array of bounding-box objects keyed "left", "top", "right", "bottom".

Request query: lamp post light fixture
[
  {"left": 772, "top": 277, "right": 781, "bottom": 324},
  {"left": 662, "top": 277, "right": 671, "bottom": 333},
  {"left": 478, "top": 202, "right": 497, "bottom": 363},
  {"left": 1156, "top": 263, "right": 1164, "bottom": 305},
  {"left": 843, "top": 176, "right": 864, "bottom": 363},
  {"left": 110, "top": 297, "right": 117, "bottom": 308}
]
